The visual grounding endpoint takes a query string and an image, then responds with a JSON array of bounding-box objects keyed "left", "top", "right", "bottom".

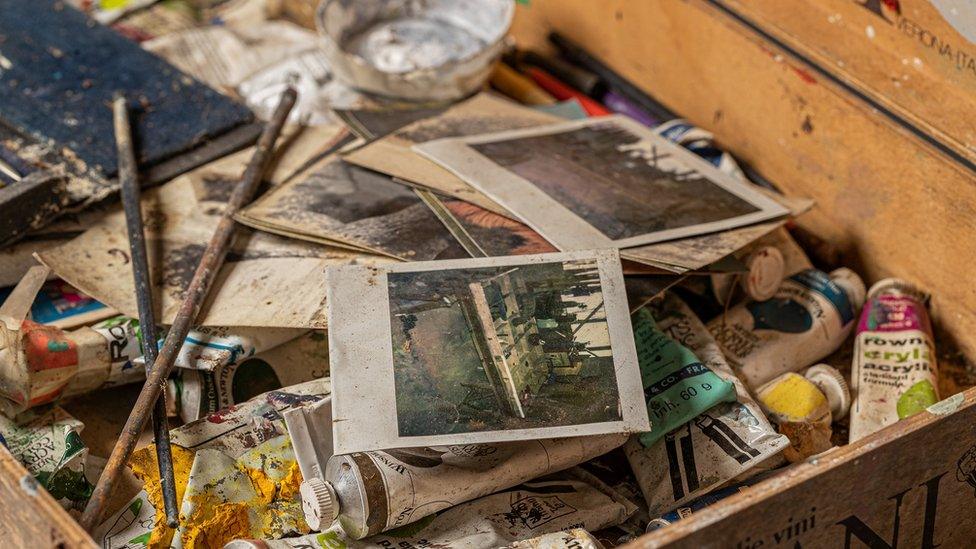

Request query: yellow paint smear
[
  {"left": 128, "top": 444, "right": 195, "bottom": 548},
  {"left": 181, "top": 501, "right": 252, "bottom": 549}
]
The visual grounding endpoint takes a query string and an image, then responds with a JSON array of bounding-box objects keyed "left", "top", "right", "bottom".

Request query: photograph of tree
[{"left": 387, "top": 258, "right": 621, "bottom": 436}]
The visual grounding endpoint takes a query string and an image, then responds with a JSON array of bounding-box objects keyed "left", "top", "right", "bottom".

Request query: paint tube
[
  {"left": 93, "top": 378, "right": 331, "bottom": 549},
  {"left": 710, "top": 228, "right": 813, "bottom": 305},
  {"left": 644, "top": 473, "right": 773, "bottom": 532},
  {"left": 755, "top": 365, "right": 849, "bottom": 462},
  {"left": 624, "top": 292, "right": 789, "bottom": 516},
  {"left": 228, "top": 469, "right": 627, "bottom": 549},
  {"left": 169, "top": 331, "right": 329, "bottom": 422},
  {"left": 149, "top": 325, "right": 307, "bottom": 372},
  {"left": 298, "top": 433, "right": 628, "bottom": 540},
  {"left": 0, "top": 405, "right": 98, "bottom": 511},
  {"left": 631, "top": 306, "right": 737, "bottom": 447},
  {"left": 708, "top": 268, "right": 866, "bottom": 391},
  {"left": 849, "top": 279, "right": 939, "bottom": 442},
  {"left": 0, "top": 314, "right": 147, "bottom": 416}
]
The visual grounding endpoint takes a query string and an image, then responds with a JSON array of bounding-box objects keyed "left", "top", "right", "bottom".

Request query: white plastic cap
[
  {"left": 829, "top": 268, "right": 866, "bottom": 310},
  {"left": 300, "top": 477, "right": 339, "bottom": 532},
  {"left": 741, "top": 246, "right": 785, "bottom": 301},
  {"left": 804, "top": 364, "right": 851, "bottom": 420}
]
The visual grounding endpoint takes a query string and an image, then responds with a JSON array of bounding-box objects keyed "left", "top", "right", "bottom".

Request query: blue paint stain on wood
[{"left": 0, "top": 0, "right": 253, "bottom": 179}]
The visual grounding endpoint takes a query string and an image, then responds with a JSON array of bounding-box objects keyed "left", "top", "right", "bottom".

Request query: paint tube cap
[
  {"left": 223, "top": 542, "right": 264, "bottom": 549},
  {"left": 867, "top": 278, "right": 928, "bottom": 302},
  {"left": 646, "top": 518, "right": 672, "bottom": 532},
  {"left": 804, "top": 364, "right": 851, "bottom": 420},
  {"left": 741, "top": 246, "right": 785, "bottom": 301},
  {"left": 301, "top": 477, "right": 339, "bottom": 531},
  {"left": 829, "top": 268, "right": 866, "bottom": 310}
]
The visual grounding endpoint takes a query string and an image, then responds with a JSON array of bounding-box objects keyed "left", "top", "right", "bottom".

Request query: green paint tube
[{"left": 632, "top": 307, "right": 737, "bottom": 446}]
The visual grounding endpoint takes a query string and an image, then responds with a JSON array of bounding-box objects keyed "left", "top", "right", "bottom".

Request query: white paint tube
[
  {"left": 624, "top": 293, "right": 789, "bottom": 516},
  {"left": 299, "top": 434, "right": 629, "bottom": 540},
  {"left": 169, "top": 331, "right": 329, "bottom": 422},
  {"left": 708, "top": 268, "right": 866, "bottom": 391},
  {"left": 849, "top": 279, "right": 939, "bottom": 442},
  {"left": 710, "top": 228, "right": 813, "bottom": 305},
  {"left": 227, "top": 469, "right": 626, "bottom": 549}
]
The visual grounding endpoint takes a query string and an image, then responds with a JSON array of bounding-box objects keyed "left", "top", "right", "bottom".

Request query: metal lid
[
  {"left": 741, "top": 246, "right": 785, "bottom": 301},
  {"left": 300, "top": 477, "right": 339, "bottom": 532},
  {"left": 804, "top": 364, "right": 851, "bottom": 420}
]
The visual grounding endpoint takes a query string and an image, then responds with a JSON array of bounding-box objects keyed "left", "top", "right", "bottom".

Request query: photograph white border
[
  {"left": 327, "top": 248, "right": 649, "bottom": 454},
  {"left": 414, "top": 115, "right": 789, "bottom": 250}
]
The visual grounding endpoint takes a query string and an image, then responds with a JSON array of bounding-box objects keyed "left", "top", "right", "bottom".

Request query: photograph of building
[{"left": 387, "top": 258, "right": 622, "bottom": 437}]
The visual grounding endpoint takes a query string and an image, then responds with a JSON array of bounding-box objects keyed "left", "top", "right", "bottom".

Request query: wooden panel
[
  {"left": 511, "top": 0, "right": 976, "bottom": 364},
  {"left": 0, "top": 445, "right": 96, "bottom": 548},
  {"left": 634, "top": 388, "right": 976, "bottom": 547},
  {"left": 717, "top": 0, "right": 976, "bottom": 165}
]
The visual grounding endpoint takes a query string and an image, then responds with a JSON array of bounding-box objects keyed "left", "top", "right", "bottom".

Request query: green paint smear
[
  {"left": 128, "top": 532, "right": 151, "bottom": 545},
  {"left": 897, "top": 380, "right": 938, "bottom": 419},
  {"left": 38, "top": 468, "right": 94, "bottom": 503},
  {"left": 316, "top": 531, "right": 348, "bottom": 549},
  {"left": 47, "top": 341, "right": 70, "bottom": 352}
]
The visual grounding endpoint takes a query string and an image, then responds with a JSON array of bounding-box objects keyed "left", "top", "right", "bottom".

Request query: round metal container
[{"left": 316, "top": 0, "right": 514, "bottom": 101}]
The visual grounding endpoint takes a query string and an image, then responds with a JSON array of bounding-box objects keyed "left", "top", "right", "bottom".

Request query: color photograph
[{"left": 387, "top": 258, "right": 619, "bottom": 436}]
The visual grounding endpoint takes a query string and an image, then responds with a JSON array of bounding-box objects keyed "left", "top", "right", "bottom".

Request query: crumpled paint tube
[
  {"left": 0, "top": 405, "right": 98, "bottom": 511},
  {"left": 644, "top": 472, "right": 774, "bottom": 532},
  {"left": 169, "top": 331, "right": 329, "bottom": 422},
  {"left": 138, "top": 325, "right": 307, "bottom": 372},
  {"left": 226, "top": 469, "right": 627, "bottom": 549},
  {"left": 505, "top": 529, "right": 605, "bottom": 549},
  {"left": 850, "top": 279, "right": 940, "bottom": 442},
  {"left": 302, "top": 433, "right": 629, "bottom": 540},
  {"left": 0, "top": 315, "right": 147, "bottom": 416},
  {"left": 0, "top": 304, "right": 303, "bottom": 416},
  {"left": 710, "top": 228, "right": 813, "bottom": 306},
  {"left": 625, "top": 293, "right": 789, "bottom": 516},
  {"left": 630, "top": 306, "right": 737, "bottom": 447},
  {"left": 708, "top": 268, "right": 866, "bottom": 391},
  {"left": 92, "top": 378, "right": 331, "bottom": 549}
]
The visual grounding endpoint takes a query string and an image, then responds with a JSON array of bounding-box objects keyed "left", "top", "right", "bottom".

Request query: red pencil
[{"left": 524, "top": 66, "right": 611, "bottom": 116}]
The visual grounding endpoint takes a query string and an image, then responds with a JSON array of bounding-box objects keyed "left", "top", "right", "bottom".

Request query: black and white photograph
[
  {"left": 327, "top": 249, "right": 648, "bottom": 453},
  {"left": 415, "top": 115, "right": 788, "bottom": 250},
  {"left": 240, "top": 157, "right": 469, "bottom": 260}
]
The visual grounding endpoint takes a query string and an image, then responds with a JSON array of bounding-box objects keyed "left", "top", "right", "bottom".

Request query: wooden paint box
[
  {"left": 512, "top": 0, "right": 976, "bottom": 546},
  {"left": 5, "top": 1, "right": 976, "bottom": 546}
]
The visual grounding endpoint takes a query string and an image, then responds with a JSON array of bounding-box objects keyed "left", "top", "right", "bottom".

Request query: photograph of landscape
[{"left": 386, "top": 258, "right": 622, "bottom": 436}]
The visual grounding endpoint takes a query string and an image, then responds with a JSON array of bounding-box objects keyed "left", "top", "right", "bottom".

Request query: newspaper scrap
[
  {"left": 624, "top": 293, "right": 789, "bottom": 516},
  {"left": 0, "top": 406, "right": 97, "bottom": 511},
  {"left": 93, "top": 379, "right": 331, "bottom": 549},
  {"left": 327, "top": 250, "right": 647, "bottom": 453},
  {"left": 415, "top": 115, "right": 788, "bottom": 251},
  {"left": 38, "top": 133, "right": 392, "bottom": 329},
  {"left": 228, "top": 470, "right": 625, "bottom": 549},
  {"left": 238, "top": 156, "right": 470, "bottom": 261},
  {"left": 143, "top": 21, "right": 318, "bottom": 91},
  {"left": 170, "top": 331, "right": 329, "bottom": 422},
  {"left": 237, "top": 48, "right": 373, "bottom": 126},
  {"left": 343, "top": 93, "right": 559, "bottom": 214}
]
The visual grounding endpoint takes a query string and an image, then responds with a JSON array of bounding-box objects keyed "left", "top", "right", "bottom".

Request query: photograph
[
  {"left": 415, "top": 115, "right": 789, "bottom": 250},
  {"left": 239, "top": 157, "right": 470, "bottom": 261},
  {"left": 343, "top": 93, "right": 559, "bottom": 214},
  {"left": 327, "top": 249, "right": 648, "bottom": 453}
]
